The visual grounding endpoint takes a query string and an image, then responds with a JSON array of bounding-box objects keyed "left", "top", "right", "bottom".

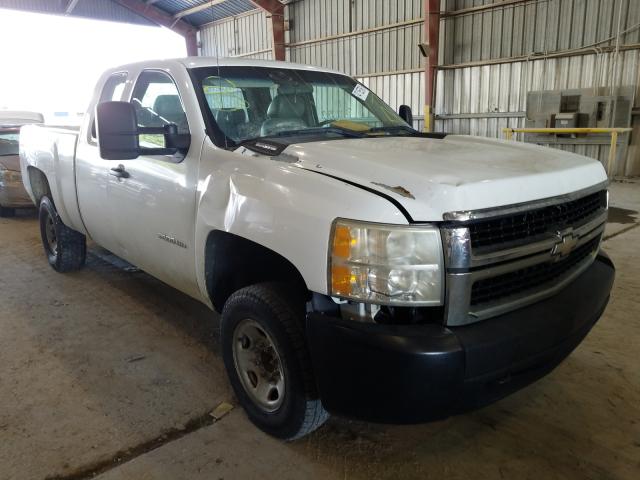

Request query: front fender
[{"left": 193, "top": 145, "right": 407, "bottom": 304}]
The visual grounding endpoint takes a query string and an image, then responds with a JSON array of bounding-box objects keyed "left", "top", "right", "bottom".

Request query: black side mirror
[
  {"left": 96, "top": 101, "right": 140, "bottom": 160},
  {"left": 398, "top": 105, "right": 413, "bottom": 125},
  {"left": 96, "top": 101, "right": 184, "bottom": 160}
]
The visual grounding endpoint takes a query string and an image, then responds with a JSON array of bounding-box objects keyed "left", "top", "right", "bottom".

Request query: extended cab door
[
  {"left": 76, "top": 71, "right": 129, "bottom": 252},
  {"left": 104, "top": 69, "right": 201, "bottom": 299}
]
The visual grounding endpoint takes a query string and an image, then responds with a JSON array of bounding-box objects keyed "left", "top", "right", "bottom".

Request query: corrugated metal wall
[
  {"left": 199, "top": 9, "right": 273, "bottom": 59},
  {"left": 435, "top": 0, "right": 640, "bottom": 176}
]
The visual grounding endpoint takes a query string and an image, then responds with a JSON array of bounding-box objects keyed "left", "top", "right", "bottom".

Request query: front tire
[
  {"left": 221, "top": 283, "right": 328, "bottom": 440},
  {"left": 39, "top": 196, "right": 86, "bottom": 272}
]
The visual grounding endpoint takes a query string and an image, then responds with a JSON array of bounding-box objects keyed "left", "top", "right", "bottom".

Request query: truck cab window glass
[
  {"left": 193, "top": 66, "right": 409, "bottom": 146},
  {"left": 131, "top": 71, "right": 189, "bottom": 148},
  {"left": 92, "top": 72, "right": 128, "bottom": 139},
  {"left": 0, "top": 132, "right": 20, "bottom": 156},
  {"left": 203, "top": 81, "right": 250, "bottom": 141},
  {"left": 100, "top": 72, "right": 128, "bottom": 102}
]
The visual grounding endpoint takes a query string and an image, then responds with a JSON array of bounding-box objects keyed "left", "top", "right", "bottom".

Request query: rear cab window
[{"left": 92, "top": 72, "right": 128, "bottom": 140}]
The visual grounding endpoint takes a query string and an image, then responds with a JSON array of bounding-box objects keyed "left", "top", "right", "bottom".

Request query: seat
[
  {"left": 261, "top": 89, "right": 311, "bottom": 137},
  {"left": 153, "top": 95, "right": 188, "bottom": 132},
  {"left": 215, "top": 109, "right": 247, "bottom": 140}
]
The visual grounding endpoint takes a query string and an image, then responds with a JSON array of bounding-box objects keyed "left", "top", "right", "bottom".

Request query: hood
[
  {"left": 285, "top": 135, "right": 607, "bottom": 221},
  {"left": 0, "top": 154, "right": 20, "bottom": 171}
]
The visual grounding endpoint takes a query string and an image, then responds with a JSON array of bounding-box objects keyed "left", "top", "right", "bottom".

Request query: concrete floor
[{"left": 1, "top": 180, "right": 639, "bottom": 480}]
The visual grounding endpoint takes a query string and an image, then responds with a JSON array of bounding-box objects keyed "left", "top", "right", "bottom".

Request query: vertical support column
[
  {"left": 424, "top": 0, "right": 440, "bottom": 132},
  {"left": 185, "top": 30, "right": 198, "bottom": 56},
  {"left": 607, "top": 131, "right": 619, "bottom": 178},
  {"left": 250, "top": 0, "right": 286, "bottom": 61}
]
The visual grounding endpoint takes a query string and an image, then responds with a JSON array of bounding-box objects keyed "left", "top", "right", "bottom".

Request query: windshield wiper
[
  {"left": 368, "top": 125, "right": 420, "bottom": 135},
  {"left": 270, "top": 126, "right": 366, "bottom": 139}
]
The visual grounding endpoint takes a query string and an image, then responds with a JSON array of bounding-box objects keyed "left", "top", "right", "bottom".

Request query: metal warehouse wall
[
  {"left": 436, "top": 0, "right": 640, "bottom": 176},
  {"left": 199, "top": 9, "right": 273, "bottom": 60}
]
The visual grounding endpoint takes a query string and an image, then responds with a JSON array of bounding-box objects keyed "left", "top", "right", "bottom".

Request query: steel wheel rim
[
  {"left": 232, "top": 318, "right": 285, "bottom": 413},
  {"left": 44, "top": 213, "right": 57, "bottom": 256}
]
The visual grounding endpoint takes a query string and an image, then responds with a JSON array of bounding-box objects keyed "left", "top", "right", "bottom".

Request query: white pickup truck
[{"left": 20, "top": 58, "right": 614, "bottom": 440}]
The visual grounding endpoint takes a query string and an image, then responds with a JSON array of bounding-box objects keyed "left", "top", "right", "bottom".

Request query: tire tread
[
  {"left": 222, "top": 283, "right": 328, "bottom": 440},
  {"left": 39, "top": 196, "right": 86, "bottom": 272}
]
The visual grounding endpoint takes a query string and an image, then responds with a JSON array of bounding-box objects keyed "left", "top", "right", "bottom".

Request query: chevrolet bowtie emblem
[{"left": 551, "top": 230, "right": 578, "bottom": 259}]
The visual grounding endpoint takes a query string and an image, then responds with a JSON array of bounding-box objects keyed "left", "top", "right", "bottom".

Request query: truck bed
[{"left": 19, "top": 124, "right": 85, "bottom": 233}]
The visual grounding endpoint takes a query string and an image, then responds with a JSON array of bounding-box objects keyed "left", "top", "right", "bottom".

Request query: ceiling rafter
[
  {"left": 112, "top": 0, "right": 198, "bottom": 55},
  {"left": 173, "top": 0, "right": 229, "bottom": 19}
]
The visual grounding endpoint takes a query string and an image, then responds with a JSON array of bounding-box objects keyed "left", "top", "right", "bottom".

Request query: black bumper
[{"left": 306, "top": 252, "right": 615, "bottom": 423}]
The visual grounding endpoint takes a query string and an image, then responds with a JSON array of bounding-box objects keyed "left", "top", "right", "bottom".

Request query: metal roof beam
[
  {"left": 173, "top": 0, "right": 228, "bottom": 19},
  {"left": 112, "top": 0, "right": 199, "bottom": 55},
  {"left": 250, "top": 0, "right": 285, "bottom": 61},
  {"left": 65, "top": 0, "right": 81, "bottom": 14}
]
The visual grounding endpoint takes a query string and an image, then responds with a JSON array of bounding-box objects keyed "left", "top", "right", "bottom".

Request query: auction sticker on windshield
[{"left": 352, "top": 84, "right": 370, "bottom": 101}]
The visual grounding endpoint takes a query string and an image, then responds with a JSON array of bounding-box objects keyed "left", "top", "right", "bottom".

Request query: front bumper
[
  {"left": 306, "top": 252, "right": 615, "bottom": 423},
  {"left": 0, "top": 170, "right": 32, "bottom": 207}
]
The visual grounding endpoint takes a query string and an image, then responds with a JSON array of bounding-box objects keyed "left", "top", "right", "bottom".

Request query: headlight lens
[{"left": 329, "top": 219, "right": 444, "bottom": 305}]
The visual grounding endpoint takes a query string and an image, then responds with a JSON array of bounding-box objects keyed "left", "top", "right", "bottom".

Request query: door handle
[{"left": 110, "top": 165, "right": 130, "bottom": 179}]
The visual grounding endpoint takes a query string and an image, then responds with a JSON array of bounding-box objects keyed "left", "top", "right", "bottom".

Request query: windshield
[
  {"left": 0, "top": 131, "right": 19, "bottom": 156},
  {"left": 191, "top": 66, "right": 411, "bottom": 146}
]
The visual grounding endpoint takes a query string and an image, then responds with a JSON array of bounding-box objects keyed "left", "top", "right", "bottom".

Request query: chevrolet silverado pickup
[{"left": 20, "top": 58, "right": 614, "bottom": 440}]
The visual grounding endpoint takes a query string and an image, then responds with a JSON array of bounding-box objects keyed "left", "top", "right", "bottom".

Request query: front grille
[
  {"left": 470, "top": 235, "right": 600, "bottom": 306},
  {"left": 469, "top": 190, "right": 607, "bottom": 249}
]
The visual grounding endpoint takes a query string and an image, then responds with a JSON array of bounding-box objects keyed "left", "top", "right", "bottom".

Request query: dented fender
[{"left": 193, "top": 139, "right": 407, "bottom": 304}]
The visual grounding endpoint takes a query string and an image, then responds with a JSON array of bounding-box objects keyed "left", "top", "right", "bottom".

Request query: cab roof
[{"left": 111, "top": 57, "right": 346, "bottom": 77}]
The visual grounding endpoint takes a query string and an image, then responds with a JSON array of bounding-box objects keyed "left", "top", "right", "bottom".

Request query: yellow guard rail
[{"left": 502, "top": 127, "right": 633, "bottom": 178}]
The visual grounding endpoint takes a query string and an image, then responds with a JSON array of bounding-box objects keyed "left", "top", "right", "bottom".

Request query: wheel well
[
  {"left": 27, "top": 167, "right": 51, "bottom": 206},
  {"left": 205, "top": 230, "right": 308, "bottom": 312}
]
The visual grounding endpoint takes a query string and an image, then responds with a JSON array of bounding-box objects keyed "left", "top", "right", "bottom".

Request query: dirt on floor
[{"left": 1, "top": 180, "right": 639, "bottom": 480}]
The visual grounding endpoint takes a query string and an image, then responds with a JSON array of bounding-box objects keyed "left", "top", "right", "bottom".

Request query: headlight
[{"left": 329, "top": 219, "right": 444, "bottom": 305}]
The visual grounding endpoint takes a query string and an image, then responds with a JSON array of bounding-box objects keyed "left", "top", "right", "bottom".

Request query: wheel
[
  {"left": 0, "top": 205, "right": 15, "bottom": 217},
  {"left": 39, "top": 196, "right": 86, "bottom": 272},
  {"left": 221, "top": 283, "right": 328, "bottom": 440}
]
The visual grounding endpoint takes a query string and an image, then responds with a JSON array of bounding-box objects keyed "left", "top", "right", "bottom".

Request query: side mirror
[
  {"left": 96, "top": 101, "right": 184, "bottom": 160},
  {"left": 96, "top": 101, "right": 140, "bottom": 160},
  {"left": 398, "top": 105, "right": 413, "bottom": 125}
]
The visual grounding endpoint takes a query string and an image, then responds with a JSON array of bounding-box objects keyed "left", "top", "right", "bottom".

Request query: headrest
[
  {"left": 267, "top": 94, "right": 307, "bottom": 119},
  {"left": 215, "top": 109, "right": 247, "bottom": 124},
  {"left": 153, "top": 95, "right": 183, "bottom": 119},
  {"left": 275, "top": 83, "right": 313, "bottom": 95}
]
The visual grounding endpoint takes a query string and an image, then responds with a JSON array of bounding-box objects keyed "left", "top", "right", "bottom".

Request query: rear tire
[
  {"left": 39, "top": 196, "right": 86, "bottom": 272},
  {"left": 0, "top": 205, "right": 15, "bottom": 217},
  {"left": 221, "top": 283, "right": 328, "bottom": 440}
]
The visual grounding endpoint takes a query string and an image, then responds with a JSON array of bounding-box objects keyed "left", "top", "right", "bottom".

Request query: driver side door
[{"left": 105, "top": 69, "right": 201, "bottom": 298}]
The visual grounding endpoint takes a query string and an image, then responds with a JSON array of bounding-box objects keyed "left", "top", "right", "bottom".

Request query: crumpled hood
[
  {"left": 286, "top": 135, "right": 607, "bottom": 221},
  {"left": 0, "top": 154, "right": 20, "bottom": 171}
]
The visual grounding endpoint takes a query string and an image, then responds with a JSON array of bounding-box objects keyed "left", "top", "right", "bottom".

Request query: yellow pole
[
  {"left": 504, "top": 128, "right": 514, "bottom": 140},
  {"left": 424, "top": 105, "right": 432, "bottom": 132},
  {"left": 607, "top": 131, "right": 619, "bottom": 178}
]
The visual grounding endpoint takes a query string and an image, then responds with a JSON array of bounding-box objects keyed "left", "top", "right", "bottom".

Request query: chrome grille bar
[{"left": 441, "top": 185, "right": 608, "bottom": 326}]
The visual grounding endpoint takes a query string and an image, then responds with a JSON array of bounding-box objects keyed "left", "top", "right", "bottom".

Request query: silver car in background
[{"left": 0, "top": 111, "right": 43, "bottom": 216}]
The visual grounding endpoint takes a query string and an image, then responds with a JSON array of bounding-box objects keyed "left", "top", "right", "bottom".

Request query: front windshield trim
[{"left": 189, "top": 65, "right": 412, "bottom": 150}]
